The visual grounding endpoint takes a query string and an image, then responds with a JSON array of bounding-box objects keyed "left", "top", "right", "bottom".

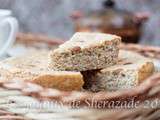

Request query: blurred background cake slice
[{"left": 0, "top": 51, "right": 84, "bottom": 91}]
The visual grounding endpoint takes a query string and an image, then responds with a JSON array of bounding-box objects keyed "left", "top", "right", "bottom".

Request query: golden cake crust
[
  {"left": 83, "top": 50, "right": 155, "bottom": 92},
  {"left": 0, "top": 51, "right": 84, "bottom": 91}
]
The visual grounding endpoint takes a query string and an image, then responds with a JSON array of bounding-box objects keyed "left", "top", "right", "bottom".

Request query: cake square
[
  {"left": 49, "top": 32, "right": 121, "bottom": 71},
  {"left": 0, "top": 51, "right": 84, "bottom": 91},
  {"left": 83, "top": 50, "right": 155, "bottom": 92}
]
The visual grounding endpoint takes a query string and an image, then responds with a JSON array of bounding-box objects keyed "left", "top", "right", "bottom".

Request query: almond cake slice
[
  {"left": 0, "top": 51, "right": 84, "bottom": 91},
  {"left": 49, "top": 32, "right": 121, "bottom": 71},
  {"left": 83, "top": 50, "right": 155, "bottom": 92}
]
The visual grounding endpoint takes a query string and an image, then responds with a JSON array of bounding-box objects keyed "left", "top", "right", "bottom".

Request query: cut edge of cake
[
  {"left": 82, "top": 50, "right": 155, "bottom": 92},
  {"left": 49, "top": 32, "right": 121, "bottom": 71}
]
